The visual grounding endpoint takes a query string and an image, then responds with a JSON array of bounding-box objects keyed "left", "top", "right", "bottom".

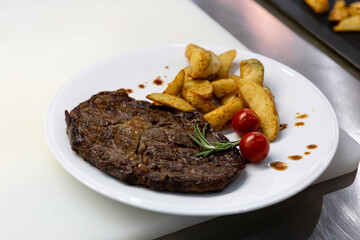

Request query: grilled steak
[{"left": 65, "top": 89, "right": 245, "bottom": 192}]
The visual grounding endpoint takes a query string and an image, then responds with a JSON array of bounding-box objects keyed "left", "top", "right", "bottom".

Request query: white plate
[{"left": 45, "top": 44, "right": 339, "bottom": 216}]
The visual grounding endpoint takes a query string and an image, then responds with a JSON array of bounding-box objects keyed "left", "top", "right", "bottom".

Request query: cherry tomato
[
  {"left": 232, "top": 108, "right": 260, "bottom": 137},
  {"left": 239, "top": 132, "right": 270, "bottom": 163}
]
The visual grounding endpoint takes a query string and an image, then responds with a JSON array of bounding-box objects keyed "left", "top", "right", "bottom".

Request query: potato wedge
[
  {"left": 183, "top": 66, "right": 193, "bottom": 82},
  {"left": 186, "top": 46, "right": 212, "bottom": 79},
  {"left": 163, "top": 70, "right": 185, "bottom": 96},
  {"left": 220, "top": 90, "right": 240, "bottom": 105},
  {"left": 228, "top": 74, "right": 241, "bottom": 82},
  {"left": 333, "top": 15, "right": 360, "bottom": 31},
  {"left": 195, "top": 51, "right": 221, "bottom": 79},
  {"left": 240, "top": 59, "right": 264, "bottom": 86},
  {"left": 211, "top": 79, "right": 238, "bottom": 98},
  {"left": 203, "top": 97, "right": 245, "bottom": 131},
  {"left": 185, "top": 44, "right": 224, "bottom": 79},
  {"left": 185, "top": 43, "right": 201, "bottom": 58},
  {"left": 182, "top": 79, "right": 213, "bottom": 100},
  {"left": 183, "top": 90, "right": 217, "bottom": 114},
  {"left": 146, "top": 93, "right": 196, "bottom": 111},
  {"left": 263, "top": 86, "right": 275, "bottom": 102},
  {"left": 348, "top": 2, "right": 360, "bottom": 16},
  {"left": 329, "top": 0, "right": 349, "bottom": 22},
  {"left": 217, "top": 49, "right": 236, "bottom": 79},
  {"left": 237, "top": 79, "right": 280, "bottom": 142},
  {"left": 304, "top": 0, "right": 329, "bottom": 14}
]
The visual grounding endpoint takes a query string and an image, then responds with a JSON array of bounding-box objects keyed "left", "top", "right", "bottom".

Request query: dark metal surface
[
  {"left": 159, "top": 0, "right": 360, "bottom": 239},
  {"left": 268, "top": 0, "right": 360, "bottom": 71}
]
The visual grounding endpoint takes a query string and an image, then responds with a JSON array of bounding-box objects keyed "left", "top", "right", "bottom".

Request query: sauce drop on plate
[
  {"left": 288, "top": 155, "right": 302, "bottom": 160},
  {"left": 280, "top": 123, "right": 288, "bottom": 130},
  {"left": 138, "top": 84, "right": 145, "bottom": 89},
  {"left": 307, "top": 144, "right": 317, "bottom": 149},
  {"left": 153, "top": 77, "right": 164, "bottom": 86},
  {"left": 296, "top": 114, "right": 308, "bottom": 119},
  {"left": 270, "top": 161, "right": 288, "bottom": 171},
  {"left": 126, "top": 89, "right": 133, "bottom": 94},
  {"left": 295, "top": 122, "right": 305, "bottom": 126}
]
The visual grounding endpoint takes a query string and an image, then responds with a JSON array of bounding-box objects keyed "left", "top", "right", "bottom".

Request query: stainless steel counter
[{"left": 159, "top": 0, "right": 360, "bottom": 239}]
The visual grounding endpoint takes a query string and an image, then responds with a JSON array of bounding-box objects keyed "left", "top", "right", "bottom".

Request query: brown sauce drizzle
[
  {"left": 138, "top": 84, "right": 145, "bottom": 89},
  {"left": 296, "top": 114, "right": 308, "bottom": 119},
  {"left": 153, "top": 77, "right": 164, "bottom": 86},
  {"left": 295, "top": 122, "right": 305, "bottom": 126},
  {"left": 280, "top": 123, "right": 288, "bottom": 130},
  {"left": 307, "top": 144, "right": 317, "bottom": 149},
  {"left": 288, "top": 155, "right": 302, "bottom": 160},
  {"left": 126, "top": 89, "right": 133, "bottom": 94},
  {"left": 304, "top": 151, "right": 311, "bottom": 155},
  {"left": 270, "top": 161, "right": 288, "bottom": 171},
  {"left": 165, "top": 66, "right": 169, "bottom": 69}
]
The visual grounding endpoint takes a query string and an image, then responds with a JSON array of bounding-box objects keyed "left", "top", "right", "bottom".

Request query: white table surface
[{"left": 1, "top": 0, "right": 358, "bottom": 239}]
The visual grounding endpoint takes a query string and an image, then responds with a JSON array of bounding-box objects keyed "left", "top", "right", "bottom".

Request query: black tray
[{"left": 267, "top": 0, "right": 360, "bottom": 70}]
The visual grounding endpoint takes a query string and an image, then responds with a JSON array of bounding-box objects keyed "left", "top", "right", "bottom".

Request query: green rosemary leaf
[
  {"left": 189, "top": 121, "right": 240, "bottom": 157},
  {"left": 187, "top": 133, "right": 203, "bottom": 148}
]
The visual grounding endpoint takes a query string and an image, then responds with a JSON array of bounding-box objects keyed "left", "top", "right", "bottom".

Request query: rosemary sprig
[{"left": 187, "top": 121, "right": 240, "bottom": 157}]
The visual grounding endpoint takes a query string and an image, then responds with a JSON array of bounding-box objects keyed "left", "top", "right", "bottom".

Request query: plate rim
[{"left": 45, "top": 44, "right": 339, "bottom": 216}]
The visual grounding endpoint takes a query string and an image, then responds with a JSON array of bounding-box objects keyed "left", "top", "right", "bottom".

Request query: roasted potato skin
[
  {"left": 203, "top": 97, "right": 245, "bottom": 131},
  {"left": 228, "top": 74, "right": 241, "bottom": 82},
  {"left": 182, "top": 80, "right": 214, "bottom": 100},
  {"left": 148, "top": 44, "right": 280, "bottom": 142},
  {"left": 348, "top": 2, "right": 360, "bottom": 16},
  {"left": 146, "top": 93, "right": 196, "bottom": 112},
  {"left": 240, "top": 59, "right": 264, "bottom": 86},
  {"left": 304, "top": 0, "right": 329, "bottom": 14},
  {"left": 195, "top": 51, "right": 221, "bottom": 79},
  {"left": 182, "top": 66, "right": 193, "bottom": 82},
  {"left": 217, "top": 49, "right": 237, "bottom": 79},
  {"left": 211, "top": 79, "right": 238, "bottom": 98},
  {"left": 163, "top": 70, "right": 185, "bottom": 96},
  {"left": 333, "top": 15, "right": 360, "bottom": 31},
  {"left": 220, "top": 90, "right": 241, "bottom": 105},
  {"left": 329, "top": 0, "right": 349, "bottom": 22},
  {"left": 183, "top": 90, "right": 217, "bottom": 114},
  {"left": 185, "top": 43, "right": 201, "bottom": 58},
  {"left": 186, "top": 45, "right": 212, "bottom": 79},
  {"left": 306, "top": 0, "right": 360, "bottom": 32},
  {"left": 237, "top": 79, "right": 280, "bottom": 142},
  {"left": 185, "top": 44, "right": 221, "bottom": 80}
]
